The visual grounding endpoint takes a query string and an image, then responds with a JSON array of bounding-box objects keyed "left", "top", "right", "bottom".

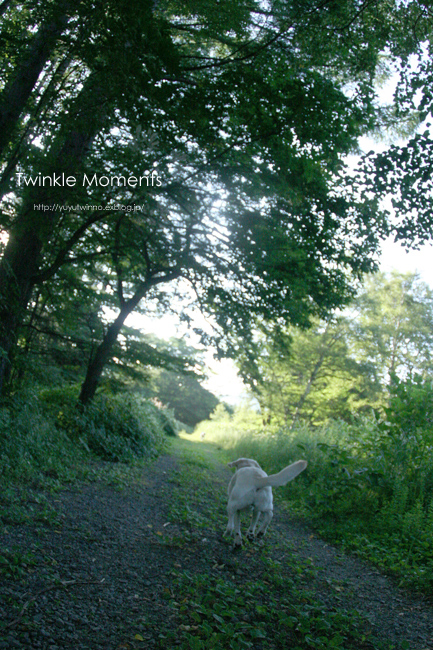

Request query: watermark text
[{"left": 33, "top": 203, "right": 146, "bottom": 213}]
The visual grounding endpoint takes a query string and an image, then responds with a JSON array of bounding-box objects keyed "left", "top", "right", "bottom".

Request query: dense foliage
[
  {"left": 1, "top": 3, "right": 433, "bottom": 599},
  {"left": 146, "top": 368, "right": 219, "bottom": 428},
  {"left": 0, "top": 388, "right": 172, "bottom": 488}
]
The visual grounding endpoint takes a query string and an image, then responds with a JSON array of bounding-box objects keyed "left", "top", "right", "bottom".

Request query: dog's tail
[{"left": 254, "top": 460, "right": 307, "bottom": 488}]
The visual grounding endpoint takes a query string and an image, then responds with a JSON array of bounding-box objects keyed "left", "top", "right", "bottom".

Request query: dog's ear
[
  {"left": 228, "top": 458, "right": 260, "bottom": 469},
  {"left": 228, "top": 459, "right": 245, "bottom": 468}
]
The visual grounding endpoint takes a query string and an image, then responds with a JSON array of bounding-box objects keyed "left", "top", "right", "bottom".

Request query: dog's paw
[{"left": 233, "top": 534, "right": 243, "bottom": 548}]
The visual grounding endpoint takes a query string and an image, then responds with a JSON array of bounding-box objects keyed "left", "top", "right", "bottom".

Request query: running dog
[{"left": 225, "top": 457, "right": 307, "bottom": 546}]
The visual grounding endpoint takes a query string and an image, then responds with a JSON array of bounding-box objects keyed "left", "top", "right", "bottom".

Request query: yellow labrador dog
[{"left": 225, "top": 458, "right": 307, "bottom": 547}]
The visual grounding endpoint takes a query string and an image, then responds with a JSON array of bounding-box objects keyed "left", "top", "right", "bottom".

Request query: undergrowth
[
  {"left": 162, "top": 569, "right": 386, "bottom": 650},
  {"left": 0, "top": 387, "right": 173, "bottom": 524},
  {"left": 193, "top": 380, "right": 433, "bottom": 597}
]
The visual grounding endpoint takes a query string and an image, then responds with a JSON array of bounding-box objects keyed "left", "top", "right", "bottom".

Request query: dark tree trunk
[
  {"left": 78, "top": 294, "right": 149, "bottom": 406},
  {"left": 0, "top": 77, "right": 108, "bottom": 393},
  {"left": 0, "top": 0, "right": 71, "bottom": 158},
  {"left": 78, "top": 313, "right": 128, "bottom": 406},
  {"left": 0, "top": 226, "right": 43, "bottom": 388}
]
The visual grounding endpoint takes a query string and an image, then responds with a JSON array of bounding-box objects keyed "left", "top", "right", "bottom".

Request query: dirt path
[{"left": 1, "top": 439, "right": 432, "bottom": 650}]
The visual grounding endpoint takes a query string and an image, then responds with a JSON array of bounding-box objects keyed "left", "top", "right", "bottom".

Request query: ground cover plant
[
  {"left": 194, "top": 381, "right": 433, "bottom": 597},
  {"left": 163, "top": 566, "right": 383, "bottom": 650}
]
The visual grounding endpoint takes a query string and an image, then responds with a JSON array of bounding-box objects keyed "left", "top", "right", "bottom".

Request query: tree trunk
[
  {"left": 289, "top": 322, "right": 334, "bottom": 430},
  {"left": 0, "top": 76, "right": 108, "bottom": 393},
  {"left": 78, "top": 315, "right": 126, "bottom": 405},
  {"left": 0, "top": 219, "right": 44, "bottom": 388},
  {"left": 78, "top": 270, "right": 182, "bottom": 405},
  {"left": 79, "top": 296, "right": 150, "bottom": 406},
  {"left": 289, "top": 353, "right": 326, "bottom": 430},
  {"left": 0, "top": 0, "right": 71, "bottom": 158}
]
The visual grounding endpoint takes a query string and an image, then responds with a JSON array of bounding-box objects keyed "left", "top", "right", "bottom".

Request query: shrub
[
  {"left": 41, "top": 389, "right": 171, "bottom": 463},
  {"left": 0, "top": 389, "right": 83, "bottom": 486},
  {"left": 0, "top": 389, "right": 173, "bottom": 489},
  {"left": 80, "top": 396, "right": 170, "bottom": 461},
  {"left": 385, "top": 374, "right": 433, "bottom": 442}
]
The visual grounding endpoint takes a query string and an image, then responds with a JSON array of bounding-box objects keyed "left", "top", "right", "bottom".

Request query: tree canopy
[{"left": 1, "top": 1, "right": 433, "bottom": 400}]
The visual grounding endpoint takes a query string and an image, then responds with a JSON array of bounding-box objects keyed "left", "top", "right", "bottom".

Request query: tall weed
[{"left": 0, "top": 389, "right": 82, "bottom": 486}]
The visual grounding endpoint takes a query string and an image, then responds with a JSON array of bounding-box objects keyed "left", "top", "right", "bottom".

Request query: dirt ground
[{"left": 1, "top": 440, "right": 432, "bottom": 649}]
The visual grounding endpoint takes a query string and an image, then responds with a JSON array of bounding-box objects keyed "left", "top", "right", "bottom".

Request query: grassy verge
[
  {"left": 0, "top": 388, "right": 174, "bottom": 527},
  {"left": 0, "top": 424, "right": 415, "bottom": 649},
  {"left": 191, "top": 408, "right": 433, "bottom": 598}
]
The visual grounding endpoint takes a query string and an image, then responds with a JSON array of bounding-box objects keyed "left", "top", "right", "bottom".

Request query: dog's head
[{"left": 228, "top": 458, "right": 261, "bottom": 470}]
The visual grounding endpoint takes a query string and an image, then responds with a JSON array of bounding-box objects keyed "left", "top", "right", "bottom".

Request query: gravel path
[{"left": 1, "top": 447, "right": 432, "bottom": 649}]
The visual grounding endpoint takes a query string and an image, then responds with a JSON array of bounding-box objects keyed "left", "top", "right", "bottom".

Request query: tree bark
[
  {"left": 78, "top": 313, "right": 127, "bottom": 406},
  {"left": 0, "top": 216, "right": 45, "bottom": 388},
  {"left": 78, "top": 291, "right": 154, "bottom": 406},
  {"left": 289, "top": 322, "right": 335, "bottom": 430}
]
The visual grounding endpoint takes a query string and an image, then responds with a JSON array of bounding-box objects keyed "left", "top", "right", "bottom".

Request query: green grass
[
  {"left": 192, "top": 410, "right": 433, "bottom": 598},
  {"left": 161, "top": 570, "right": 384, "bottom": 650},
  {"left": 0, "top": 548, "right": 38, "bottom": 579},
  {"left": 1, "top": 386, "right": 430, "bottom": 648},
  {"left": 0, "top": 421, "right": 413, "bottom": 649}
]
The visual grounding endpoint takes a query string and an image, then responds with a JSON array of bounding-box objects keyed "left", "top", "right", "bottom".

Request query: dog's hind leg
[
  {"left": 225, "top": 510, "right": 235, "bottom": 537},
  {"left": 256, "top": 510, "right": 273, "bottom": 539},
  {"left": 247, "top": 507, "right": 261, "bottom": 540},
  {"left": 226, "top": 504, "right": 243, "bottom": 544}
]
